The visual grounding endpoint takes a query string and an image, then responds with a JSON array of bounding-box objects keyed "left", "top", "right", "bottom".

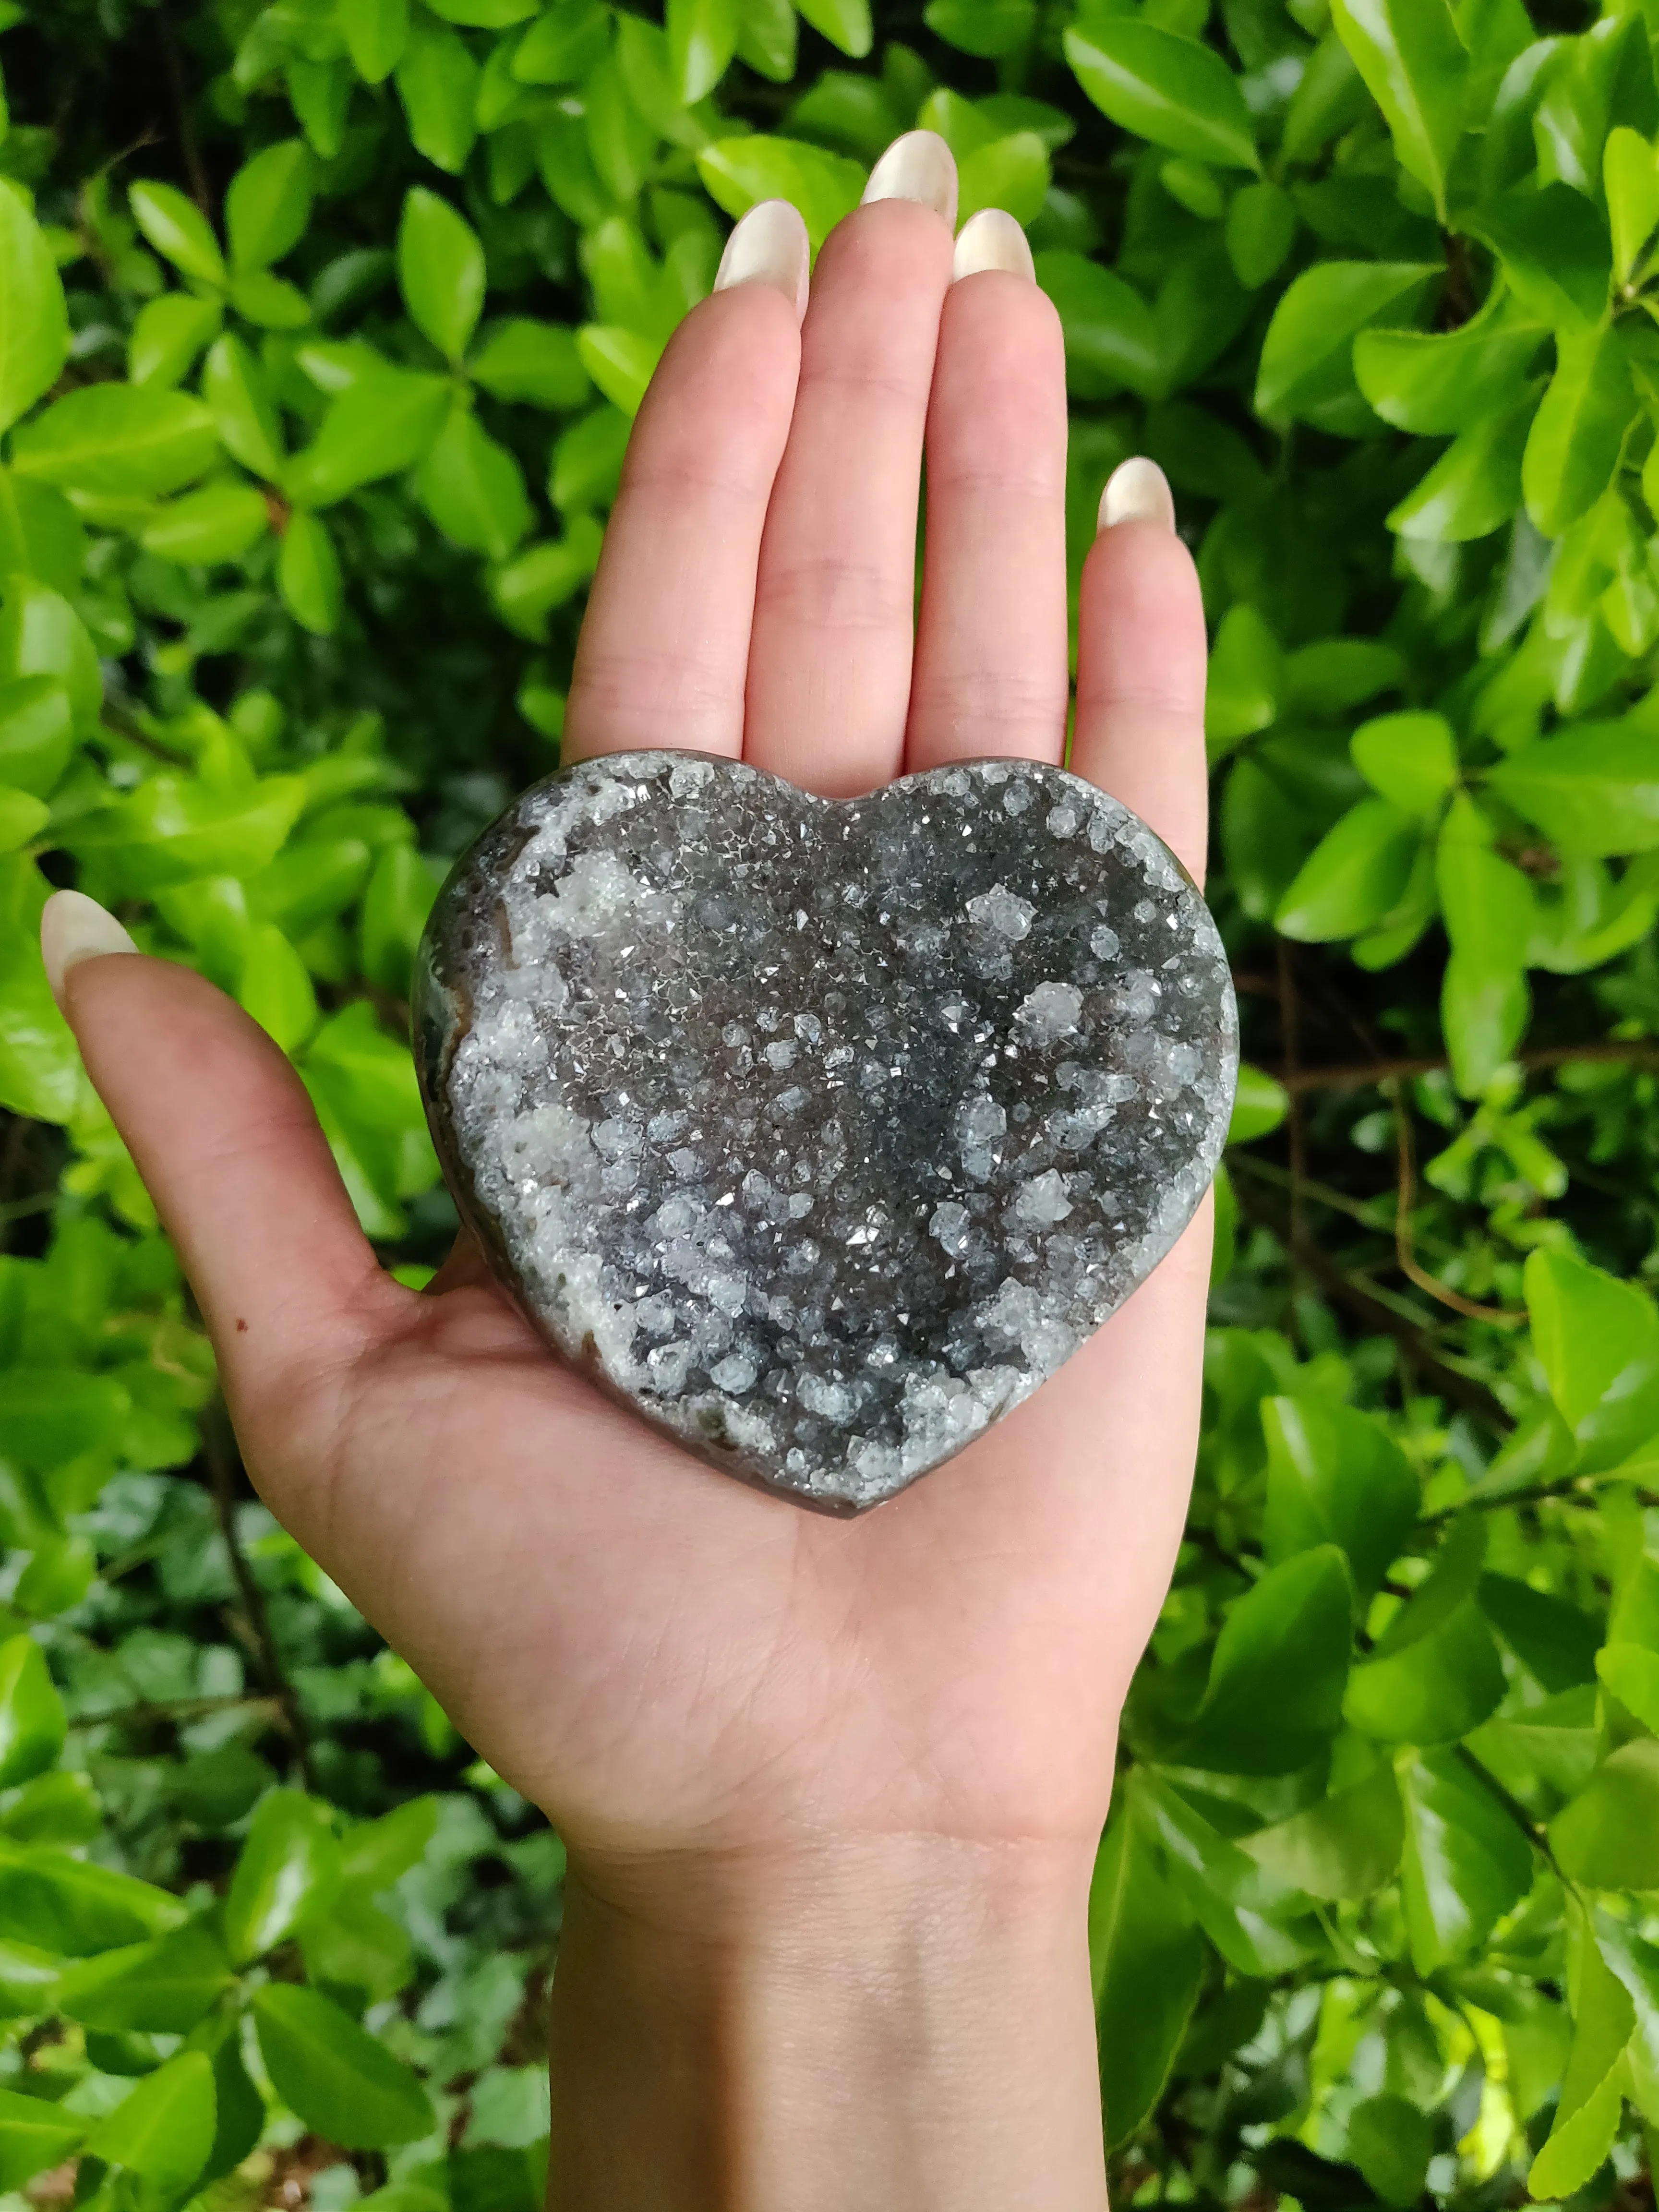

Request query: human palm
[{"left": 55, "top": 139, "right": 1212, "bottom": 1891}]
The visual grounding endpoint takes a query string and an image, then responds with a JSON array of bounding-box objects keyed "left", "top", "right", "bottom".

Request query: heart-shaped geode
[{"left": 414, "top": 751, "right": 1238, "bottom": 1513}]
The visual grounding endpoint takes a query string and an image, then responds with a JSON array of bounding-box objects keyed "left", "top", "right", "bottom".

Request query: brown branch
[
  {"left": 1231, "top": 1176, "right": 1513, "bottom": 1428},
  {"left": 1275, "top": 1037, "right": 1659, "bottom": 1097},
  {"left": 73, "top": 1693, "right": 283, "bottom": 1731},
  {"left": 1392, "top": 1090, "right": 1526, "bottom": 1326},
  {"left": 203, "top": 1400, "right": 316, "bottom": 1791}
]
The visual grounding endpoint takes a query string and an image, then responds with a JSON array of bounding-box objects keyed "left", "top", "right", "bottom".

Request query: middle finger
[{"left": 742, "top": 132, "right": 958, "bottom": 797}]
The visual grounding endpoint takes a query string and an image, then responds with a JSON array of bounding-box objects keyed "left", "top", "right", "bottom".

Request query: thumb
[{"left": 43, "top": 891, "right": 395, "bottom": 1402}]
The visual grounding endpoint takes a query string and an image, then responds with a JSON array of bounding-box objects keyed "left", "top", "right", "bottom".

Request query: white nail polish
[
  {"left": 952, "top": 208, "right": 1035, "bottom": 282},
  {"left": 41, "top": 889, "right": 137, "bottom": 1010},
  {"left": 861, "top": 130, "right": 959, "bottom": 229},
  {"left": 714, "top": 199, "right": 811, "bottom": 325},
  {"left": 1099, "top": 456, "right": 1176, "bottom": 534}
]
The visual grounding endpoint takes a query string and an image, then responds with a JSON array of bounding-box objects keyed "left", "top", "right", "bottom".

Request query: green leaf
[
  {"left": 1204, "top": 601, "right": 1280, "bottom": 749},
  {"left": 1596, "top": 1643, "right": 1659, "bottom": 1731},
  {"left": 1351, "top": 711, "right": 1458, "bottom": 816},
  {"left": 1551, "top": 1739, "right": 1659, "bottom": 1887},
  {"left": 1274, "top": 797, "right": 1421, "bottom": 941},
  {"left": 286, "top": 366, "right": 450, "bottom": 508},
  {"left": 492, "top": 519, "right": 603, "bottom": 638},
  {"left": 1255, "top": 261, "right": 1439, "bottom": 433},
  {"left": 1523, "top": 324, "right": 1636, "bottom": 538},
  {"left": 925, "top": 0, "right": 1034, "bottom": 60},
  {"left": 142, "top": 481, "right": 270, "bottom": 565},
  {"left": 68, "top": 773, "right": 307, "bottom": 895},
  {"left": 396, "top": 16, "right": 479, "bottom": 173},
  {"left": 1598, "top": 1917, "right": 1659, "bottom": 2125},
  {"left": 1227, "top": 1062, "right": 1288, "bottom": 1144},
  {"left": 0, "top": 786, "right": 48, "bottom": 853},
  {"left": 339, "top": 0, "right": 409, "bottom": 80},
  {"left": 1397, "top": 1749, "right": 1533, "bottom": 1972},
  {"left": 0, "top": 2089, "right": 85, "bottom": 2192},
  {"left": 223, "top": 1788, "right": 342, "bottom": 1963},
  {"left": 1175, "top": 1545, "right": 1353, "bottom": 1775},
  {"left": 416, "top": 409, "right": 530, "bottom": 563},
  {"left": 958, "top": 132, "right": 1049, "bottom": 227},
  {"left": 514, "top": 0, "right": 612, "bottom": 83},
  {"left": 469, "top": 319, "right": 589, "bottom": 409},
  {"left": 339, "top": 1795, "right": 441, "bottom": 1888},
  {"left": 1523, "top": 1247, "right": 1659, "bottom": 1467},
  {"left": 1388, "top": 386, "right": 1539, "bottom": 543},
  {"left": 1606, "top": 125, "right": 1659, "bottom": 286},
  {"left": 56, "top": 1921, "right": 233, "bottom": 2034},
  {"left": 697, "top": 136, "right": 866, "bottom": 251},
  {"left": 0, "top": 187, "right": 68, "bottom": 434},
  {"left": 0, "top": 854, "right": 79, "bottom": 1123},
  {"left": 1035, "top": 251, "right": 1160, "bottom": 399},
  {"left": 424, "top": 0, "right": 537, "bottom": 19},
  {"left": 1346, "top": 1521, "right": 1507, "bottom": 1743},
  {"left": 1262, "top": 1396, "right": 1419, "bottom": 1604},
  {"left": 252, "top": 1982, "right": 435, "bottom": 2148},
  {"left": 1488, "top": 720, "right": 1659, "bottom": 856},
  {"left": 667, "top": 0, "right": 740, "bottom": 103},
  {"left": 1329, "top": 0, "right": 1467, "bottom": 219},
  {"left": 1225, "top": 180, "right": 1296, "bottom": 289},
  {"left": 1088, "top": 1801, "right": 1204, "bottom": 2147},
  {"left": 0, "top": 1841, "right": 186, "bottom": 1955},
  {"left": 202, "top": 334, "right": 285, "bottom": 482},
  {"left": 1356, "top": 288, "right": 1545, "bottom": 434},
  {"left": 129, "top": 181, "right": 226, "bottom": 289},
  {"left": 0, "top": 1635, "right": 63, "bottom": 1790},
  {"left": 1063, "top": 20, "right": 1259, "bottom": 172},
  {"left": 1347, "top": 2093, "right": 1433, "bottom": 2207},
  {"left": 0, "top": 1939, "right": 59, "bottom": 2020},
  {"left": 12, "top": 385, "right": 217, "bottom": 498},
  {"left": 227, "top": 139, "right": 317, "bottom": 273},
  {"left": 1242, "top": 1761, "right": 1405, "bottom": 1902},
  {"left": 1479, "top": 1575, "right": 1600, "bottom": 1692},
  {"left": 87, "top": 2048, "right": 215, "bottom": 2193},
  {"left": 128, "top": 292, "right": 223, "bottom": 389},
  {"left": 278, "top": 508, "right": 343, "bottom": 637},
  {"left": 1477, "top": 184, "right": 1611, "bottom": 331},
  {"left": 1529, "top": 1918, "right": 1635, "bottom": 2199},
  {"left": 399, "top": 188, "right": 486, "bottom": 363},
  {"left": 238, "top": 922, "right": 319, "bottom": 1053},
  {"left": 795, "top": 0, "right": 872, "bottom": 59}
]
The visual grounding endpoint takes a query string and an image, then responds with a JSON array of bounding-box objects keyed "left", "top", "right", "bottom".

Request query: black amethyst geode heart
[{"left": 414, "top": 751, "right": 1238, "bottom": 1513}]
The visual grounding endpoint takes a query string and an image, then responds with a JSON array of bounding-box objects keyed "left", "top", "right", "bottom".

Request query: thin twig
[
  {"left": 1391, "top": 1088, "right": 1526, "bottom": 1326},
  {"left": 1275, "top": 1037, "right": 1659, "bottom": 1097},
  {"left": 1453, "top": 1742, "right": 1568, "bottom": 1884},
  {"left": 72, "top": 1694, "right": 283, "bottom": 1731},
  {"left": 203, "top": 1401, "right": 316, "bottom": 1791},
  {"left": 156, "top": 3, "right": 210, "bottom": 215},
  {"left": 1230, "top": 1176, "right": 1512, "bottom": 1428}
]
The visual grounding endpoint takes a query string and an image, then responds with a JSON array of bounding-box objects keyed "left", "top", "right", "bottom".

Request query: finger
[
  {"left": 906, "top": 212, "right": 1069, "bottom": 774},
  {"left": 43, "top": 894, "right": 393, "bottom": 1400},
  {"left": 563, "top": 203, "right": 808, "bottom": 767},
  {"left": 1070, "top": 458, "right": 1209, "bottom": 885},
  {"left": 743, "top": 132, "right": 958, "bottom": 796}
]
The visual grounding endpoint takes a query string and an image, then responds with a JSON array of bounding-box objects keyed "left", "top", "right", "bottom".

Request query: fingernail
[
  {"left": 42, "top": 889, "right": 137, "bottom": 1012},
  {"left": 1099, "top": 456, "right": 1176, "bottom": 534},
  {"left": 714, "top": 199, "right": 811, "bottom": 325},
  {"left": 952, "top": 208, "right": 1034, "bottom": 282},
  {"left": 862, "top": 130, "right": 958, "bottom": 229}
]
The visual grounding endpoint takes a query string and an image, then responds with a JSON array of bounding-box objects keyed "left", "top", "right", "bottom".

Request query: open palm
[{"left": 54, "top": 140, "right": 1211, "bottom": 1899}]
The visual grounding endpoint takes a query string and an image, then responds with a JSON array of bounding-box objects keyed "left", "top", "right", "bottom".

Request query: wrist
[{"left": 547, "top": 1834, "right": 1106, "bottom": 2212}]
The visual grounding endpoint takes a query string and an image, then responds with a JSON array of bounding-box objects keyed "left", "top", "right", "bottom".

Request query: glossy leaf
[
  {"left": 0, "top": 2089, "right": 85, "bottom": 2192},
  {"left": 1329, "top": 0, "right": 1467, "bottom": 216},
  {"left": 1523, "top": 324, "right": 1636, "bottom": 537},
  {"left": 1551, "top": 1741, "right": 1659, "bottom": 1887},
  {"left": 399, "top": 189, "right": 486, "bottom": 364},
  {"left": 1256, "top": 262, "right": 1438, "bottom": 433},
  {"left": 1063, "top": 20, "right": 1259, "bottom": 172},
  {"left": 129, "top": 181, "right": 226, "bottom": 289},
  {"left": 1089, "top": 1801, "right": 1204, "bottom": 2146},
  {"left": 0, "top": 188, "right": 69, "bottom": 435},
  {"left": 1350, "top": 712, "right": 1458, "bottom": 816},
  {"left": 252, "top": 1982, "right": 436, "bottom": 2148},
  {"left": 227, "top": 140, "right": 316, "bottom": 273},
  {"left": 57, "top": 1921, "right": 232, "bottom": 2034},
  {"left": 0, "top": 1635, "right": 63, "bottom": 1790},
  {"left": 12, "top": 386, "right": 218, "bottom": 499},
  {"left": 697, "top": 137, "right": 866, "bottom": 250},
  {"left": 86, "top": 2048, "right": 215, "bottom": 2193},
  {"left": 1262, "top": 1395, "right": 1419, "bottom": 1603},
  {"left": 1275, "top": 797, "right": 1421, "bottom": 941},
  {"left": 339, "top": 0, "right": 409, "bottom": 81},
  {"left": 1176, "top": 1545, "right": 1353, "bottom": 1775},
  {"left": 1356, "top": 289, "right": 1545, "bottom": 434},
  {"left": 1397, "top": 1749, "right": 1532, "bottom": 1972},
  {"left": 1489, "top": 721, "right": 1659, "bottom": 855},
  {"left": 1529, "top": 1920, "right": 1635, "bottom": 2199}
]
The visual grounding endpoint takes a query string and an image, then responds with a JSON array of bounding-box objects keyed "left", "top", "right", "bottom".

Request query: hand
[{"left": 46, "top": 132, "right": 1210, "bottom": 2212}]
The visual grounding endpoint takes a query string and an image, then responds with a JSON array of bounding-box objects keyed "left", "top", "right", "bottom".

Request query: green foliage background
[{"left": 1, "top": 0, "right": 1659, "bottom": 2202}]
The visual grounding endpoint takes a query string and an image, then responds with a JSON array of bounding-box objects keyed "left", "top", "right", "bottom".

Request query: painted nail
[
  {"left": 952, "top": 208, "right": 1034, "bottom": 282},
  {"left": 714, "top": 199, "right": 811, "bottom": 325},
  {"left": 1099, "top": 456, "right": 1176, "bottom": 534},
  {"left": 41, "top": 889, "right": 137, "bottom": 1012},
  {"left": 861, "top": 130, "right": 959, "bottom": 229}
]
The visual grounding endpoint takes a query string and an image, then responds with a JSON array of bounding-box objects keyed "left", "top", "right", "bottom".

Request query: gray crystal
[{"left": 414, "top": 751, "right": 1238, "bottom": 1514}]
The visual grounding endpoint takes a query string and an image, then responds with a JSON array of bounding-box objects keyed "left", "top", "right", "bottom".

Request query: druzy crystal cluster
[{"left": 415, "top": 751, "right": 1238, "bottom": 1512}]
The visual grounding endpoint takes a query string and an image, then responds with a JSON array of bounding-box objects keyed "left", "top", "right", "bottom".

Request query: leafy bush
[{"left": 1, "top": 0, "right": 1659, "bottom": 2203}]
